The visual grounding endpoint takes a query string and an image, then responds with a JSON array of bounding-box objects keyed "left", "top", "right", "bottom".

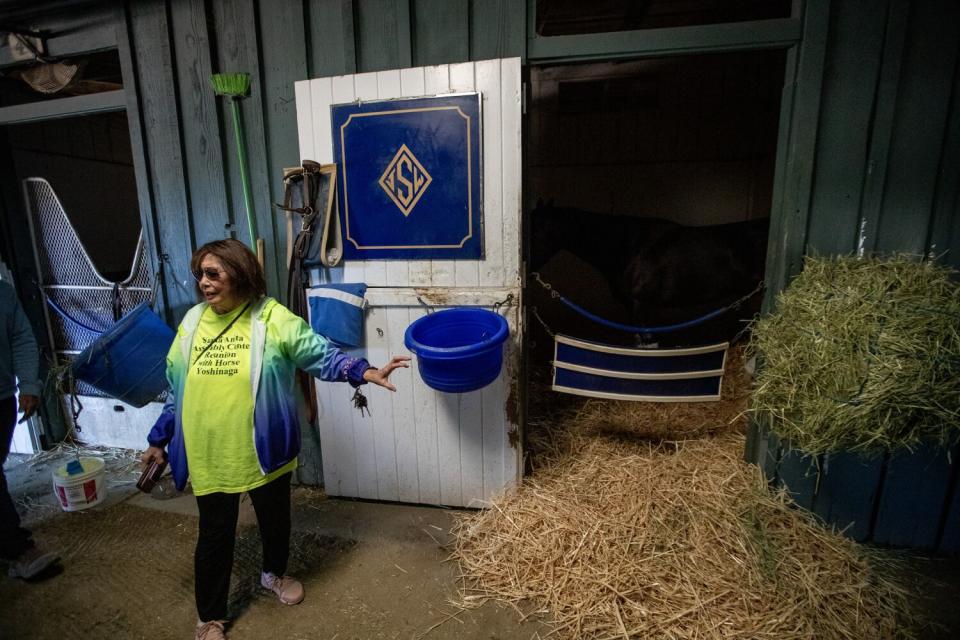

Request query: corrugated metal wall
[{"left": 749, "top": 0, "right": 960, "bottom": 551}]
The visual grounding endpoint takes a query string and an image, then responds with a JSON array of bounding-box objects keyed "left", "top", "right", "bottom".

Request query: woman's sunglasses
[{"left": 192, "top": 267, "right": 225, "bottom": 282}]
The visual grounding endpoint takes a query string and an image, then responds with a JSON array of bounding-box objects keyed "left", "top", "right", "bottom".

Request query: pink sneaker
[
  {"left": 260, "top": 571, "right": 304, "bottom": 605},
  {"left": 194, "top": 619, "right": 227, "bottom": 640}
]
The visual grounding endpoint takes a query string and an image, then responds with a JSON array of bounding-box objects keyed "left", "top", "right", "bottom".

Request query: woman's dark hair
[{"left": 190, "top": 239, "right": 267, "bottom": 302}]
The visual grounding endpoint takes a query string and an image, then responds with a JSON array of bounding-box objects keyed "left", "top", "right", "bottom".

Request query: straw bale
[
  {"left": 452, "top": 347, "right": 917, "bottom": 639},
  {"left": 749, "top": 255, "right": 960, "bottom": 454}
]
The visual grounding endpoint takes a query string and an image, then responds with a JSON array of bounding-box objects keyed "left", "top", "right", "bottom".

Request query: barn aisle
[{"left": 0, "top": 451, "right": 547, "bottom": 639}]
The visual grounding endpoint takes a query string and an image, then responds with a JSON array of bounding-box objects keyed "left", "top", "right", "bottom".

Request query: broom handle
[{"left": 230, "top": 98, "right": 258, "bottom": 251}]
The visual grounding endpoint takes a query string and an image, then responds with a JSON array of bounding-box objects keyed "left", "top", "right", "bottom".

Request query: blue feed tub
[
  {"left": 72, "top": 302, "right": 175, "bottom": 407},
  {"left": 404, "top": 308, "right": 509, "bottom": 393}
]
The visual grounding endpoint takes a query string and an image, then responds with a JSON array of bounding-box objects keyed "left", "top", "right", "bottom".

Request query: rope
[
  {"left": 44, "top": 296, "right": 107, "bottom": 335},
  {"left": 67, "top": 369, "right": 83, "bottom": 434},
  {"left": 531, "top": 272, "right": 764, "bottom": 335}
]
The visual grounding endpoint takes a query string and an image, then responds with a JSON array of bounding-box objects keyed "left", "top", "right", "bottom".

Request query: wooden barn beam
[
  {"left": 527, "top": 18, "right": 802, "bottom": 63},
  {"left": 0, "top": 88, "right": 124, "bottom": 124}
]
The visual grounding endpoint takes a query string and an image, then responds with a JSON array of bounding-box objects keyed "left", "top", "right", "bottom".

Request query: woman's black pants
[
  {"left": 194, "top": 471, "right": 291, "bottom": 622},
  {"left": 0, "top": 395, "right": 34, "bottom": 560}
]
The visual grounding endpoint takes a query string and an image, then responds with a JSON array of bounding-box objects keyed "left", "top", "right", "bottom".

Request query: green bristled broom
[{"left": 210, "top": 72, "right": 260, "bottom": 260}]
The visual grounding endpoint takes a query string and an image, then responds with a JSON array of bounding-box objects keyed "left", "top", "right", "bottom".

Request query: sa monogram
[{"left": 378, "top": 144, "right": 433, "bottom": 217}]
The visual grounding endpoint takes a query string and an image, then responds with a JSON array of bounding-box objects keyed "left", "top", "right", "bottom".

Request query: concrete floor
[
  {"left": 0, "top": 450, "right": 547, "bottom": 640},
  {"left": 3, "top": 448, "right": 959, "bottom": 639}
]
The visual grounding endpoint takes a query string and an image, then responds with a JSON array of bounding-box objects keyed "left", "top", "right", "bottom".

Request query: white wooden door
[{"left": 296, "top": 59, "right": 522, "bottom": 507}]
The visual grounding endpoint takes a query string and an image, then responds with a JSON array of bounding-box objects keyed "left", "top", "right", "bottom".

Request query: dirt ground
[
  {"left": 3, "top": 447, "right": 960, "bottom": 640},
  {"left": 0, "top": 452, "right": 548, "bottom": 640}
]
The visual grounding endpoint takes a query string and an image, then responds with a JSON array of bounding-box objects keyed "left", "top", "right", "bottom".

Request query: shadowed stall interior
[{"left": 527, "top": 49, "right": 784, "bottom": 359}]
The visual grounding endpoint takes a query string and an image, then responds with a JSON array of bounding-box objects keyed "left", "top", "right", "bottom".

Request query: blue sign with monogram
[{"left": 331, "top": 93, "right": 482, "bottom": 260}]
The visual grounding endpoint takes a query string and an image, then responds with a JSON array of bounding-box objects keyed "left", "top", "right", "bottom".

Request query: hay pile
[
  {"left": 452, "top": 348, "right": 918, "bottom": 639},
  {"left": 749, "top": 255, "right": 960, "bottom": 454}
]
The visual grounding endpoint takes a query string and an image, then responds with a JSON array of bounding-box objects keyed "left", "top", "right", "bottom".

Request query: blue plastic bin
[
  {"left": 72, "top": 302, "right": 175, "bottom": 407},
  {"left": 404, "top": 308, "right": 509, "bottom": 393}
]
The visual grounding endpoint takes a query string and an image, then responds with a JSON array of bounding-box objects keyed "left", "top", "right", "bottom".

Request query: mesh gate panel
[{"left": 23, "top": 178, "right": 157, "bottom": 399}]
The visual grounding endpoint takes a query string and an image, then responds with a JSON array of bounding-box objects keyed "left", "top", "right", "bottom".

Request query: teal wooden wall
[
  {"left": 764, "top": 0, "right": 960, "bottom": 302},
  {"left": 117, "top": 0, "right": 524, "bottom": 322},
  {"left": 805, "top": 0, "right": 960, "bottom": 264},
  {"left": 32, "top": 0, "right": 960, "bottom": 332},
  {"left": 2, "top": 0, "right": 958, "bottom": 509},
  {"left": 0, "top": 0, "right": 522, "bottom": 451},
  {"left": 751, "top": 0, "right": 960, "bottom": 551}
]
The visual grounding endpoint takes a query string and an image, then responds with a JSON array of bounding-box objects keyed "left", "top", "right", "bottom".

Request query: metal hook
[
  {"left": 415, "top": 295, "right": 434, "bottom": 314},
  {"left": 492, "top": 293, "right": 514, "bottom": 315}
]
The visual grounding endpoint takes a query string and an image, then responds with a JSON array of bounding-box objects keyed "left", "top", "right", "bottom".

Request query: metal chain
[
  {"left": 530, "top": 305, "right": 556, "bottom": 338},
  {"left": 531, "top": 272, "right": 560, "bottom": 299}
]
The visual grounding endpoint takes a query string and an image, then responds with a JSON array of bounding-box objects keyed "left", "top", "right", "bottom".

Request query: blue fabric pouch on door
[{"left": 308, "top": 283, "right": 367, "bottom": 347}]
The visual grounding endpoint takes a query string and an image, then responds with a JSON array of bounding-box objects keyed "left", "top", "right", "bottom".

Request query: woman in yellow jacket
[{"left": 143, "top": 239, "right": 407, "bottom": 639}]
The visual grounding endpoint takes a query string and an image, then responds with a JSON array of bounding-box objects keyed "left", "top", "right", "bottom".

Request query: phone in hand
[{"left": 137, "top": 460, "right": 167, "bottom": 493}]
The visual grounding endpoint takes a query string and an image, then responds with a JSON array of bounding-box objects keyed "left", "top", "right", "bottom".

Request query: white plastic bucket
[{"left": 52, "top": 457, "right": 106, "bottom": 512}]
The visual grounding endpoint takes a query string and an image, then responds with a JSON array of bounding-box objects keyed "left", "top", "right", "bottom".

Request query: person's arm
[
  {"left": 141, "top": 390, "right": 174, "bottom": 465},
  {"left": 276, "top": 305, "right": 409, "bottom": 389},
  {"left": 10, "top": 290, "right": 41, "bottom": 421},
  {"left": 142, "top": 339, "right": 181, "bottom": 465},
  {"left": 361, "top": 357, "right": 411, "bottom": 392}
]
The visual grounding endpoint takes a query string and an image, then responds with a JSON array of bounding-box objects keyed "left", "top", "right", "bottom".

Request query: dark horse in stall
[{"left": 529, "top": 204, "right": 768, "bottom": 345}]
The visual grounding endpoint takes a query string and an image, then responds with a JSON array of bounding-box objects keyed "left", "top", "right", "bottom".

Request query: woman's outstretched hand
[{"left": 363, "top": 355, "right": 411, "bottom": 392}]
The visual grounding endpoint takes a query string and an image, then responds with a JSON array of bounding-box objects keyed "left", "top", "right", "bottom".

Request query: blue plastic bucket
[
  {"left": 72, "top": 302, "right": 175, "bottom": 407},
  {"left": 404, "top": 308, "right": 509, "bottom": 393}
]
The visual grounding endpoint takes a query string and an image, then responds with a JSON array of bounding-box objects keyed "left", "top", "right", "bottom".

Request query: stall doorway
[
  {"left": 527, "top": 49, "right": 786, "bottom": 362},
  {"left": 6, "top": 112, "right": 141, "bottom": 279},
  {"left": 2, "top": 109, "right": 150, "bottom": 451}
]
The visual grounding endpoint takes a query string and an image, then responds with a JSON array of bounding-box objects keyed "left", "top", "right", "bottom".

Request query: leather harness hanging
[
  {"left": 276, "top": 160, "right": 342, "bottom": 319},
  {"left": 275, "top": 161, "right": 343, "bottom": 425}
]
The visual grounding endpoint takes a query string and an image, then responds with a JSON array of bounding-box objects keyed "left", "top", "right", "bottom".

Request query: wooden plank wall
[
  {"left": 307, "top": 292, "right": 521, "bottom": 506},
  {"left": 116, "top": 0, "right": 523, "bottom": 326},
  {"left": 752, "top": 0, "right": 960, "bottom": 552},
  {"left": 114, "top": 0, "right": 523, "bottom": 485},
  {"left": 297, "top": 60, "right": 521, "bottom": 290},
  {"left": 4, "top": 0, "right": 959, "bottom": 520},
  {"left": 792, "top": 0, "right": 960, "bottom": 265},
  {"left": 297, "top": 59, "right": 523, "bottom": 506}
]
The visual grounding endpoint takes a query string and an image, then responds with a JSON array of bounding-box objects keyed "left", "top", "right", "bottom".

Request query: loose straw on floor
[{"left": 452, "top": 347, "right": 918, "bottom": 639}]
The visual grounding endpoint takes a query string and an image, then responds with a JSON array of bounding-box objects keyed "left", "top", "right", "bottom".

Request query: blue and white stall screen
[{"left": 331, "top": 93, "right": 482, "bottom": 260}]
